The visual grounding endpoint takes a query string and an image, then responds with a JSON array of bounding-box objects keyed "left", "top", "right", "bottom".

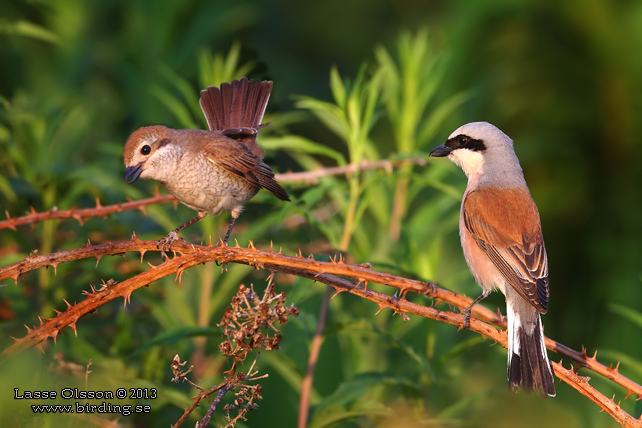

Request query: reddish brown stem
[{"left": 2, "top": 239, "right": 641, "bottom": 425}]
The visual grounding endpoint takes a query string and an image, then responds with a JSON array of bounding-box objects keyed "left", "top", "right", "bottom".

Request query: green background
[{"left": 1, "top": 0, "right": 641, "bottom": 426}]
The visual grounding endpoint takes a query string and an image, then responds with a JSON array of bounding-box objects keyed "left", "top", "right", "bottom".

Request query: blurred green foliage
[{"left": 1, "top": 0, "right": 642, "bottom": 427}]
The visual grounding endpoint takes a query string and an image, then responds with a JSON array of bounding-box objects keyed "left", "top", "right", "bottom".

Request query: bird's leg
[
  {"left": 462, "top": 289, "right": 490, "bottom": 329},
  {"left": 158, "top": 212, "right": 207, "bottom": 261},
  {"left": 221, "top": 214, "right": 238, "bottom": 246}
]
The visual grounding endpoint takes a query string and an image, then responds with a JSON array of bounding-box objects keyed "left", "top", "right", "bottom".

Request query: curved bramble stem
[{"left": 1, "top": 239, "right": 641, "bottom": 426}]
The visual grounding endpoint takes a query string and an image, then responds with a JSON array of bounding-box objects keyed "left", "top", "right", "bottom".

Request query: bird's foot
[{"left": 157, "top": 231, "right": 186, "bottom": 261}]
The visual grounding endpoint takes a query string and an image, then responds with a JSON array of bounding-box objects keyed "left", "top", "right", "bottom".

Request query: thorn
[
  {"left": 138, "top": 205, "right": 147, "bottom": 215},
  {"left": 12, "top": 274, "right": 19, "bottom": 285},
  {"left": 5, "top": 210, "right": 16, "bottom": 230},
  {"left": 123, "top": 291, "right": 132, "bottom": 307},
  {"left": 95, "top": 255, "right": 102, "bottom": 267},
  {"left": 233, "top": 238, "right": 239, "bottom": 248},
  {"left": 147, "top": 262, "right": 156, "bottom": 269},
  {"left": 131, "top": 231, "right": 139, "bottom": 241},
  {"left": 269, "top": 241, "right": 273, "bottom": 252},
  {"left": 307, "top": 253, "right": 315, "bottom": 261},
  {"left": 277, "top": 247, "right": 282, "bottom": 255},
  {"left": 374, "top": 304, "right": 386, "bottom": 315},
  {"left": 72, "top": 213, "right": 85, "bottom": 225},
  {"left": 53, "top": 309, "right": 62, "bottom": 316},
  {"left": 24, "top": 325, "right": 32, "bottom": 333},
  {"left": 50, "top": 330, "right": 59, "bottom": 344},
  {"left": 69, "top": 319, "right": 78, "bottom": 336},
  {"left": 95, "top": 198, "right": 103, "bottom": 209},
  {"left": 176, "top": 265, "right": 186, "bottom": 283},
  {"left": 208, "top": 236, "right": 212, "bottom": 247},
  {"left": 29, "top": 205, "right": 37, "bottom": 215},
  {"left": 139, "top": 249, "right": 146, "bottom": 264},
  {"left": 248, "top": 240, "right": 256, "bottom": 250},
  {"left": 35, "top": 342, "right": 45, "bottom": 353},
  {"left": 63, "top": 299, "right": 72, "bottom": 309},
  {"left": 51, "top": 262, "right": 58, "bottom": 275},
  {"left": 38, "top": 316, "right": 44, "bottom": 326},
  {"left": 82, "top": 287, "right": 97, "bottom": 298},
  {"left": 331, "top": 289, "right": 343, "bottom": 299}
]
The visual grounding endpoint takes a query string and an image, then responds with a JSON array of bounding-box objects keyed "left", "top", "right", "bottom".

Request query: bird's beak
[
  {"left": 124, "top": 163, "right": 144, "bottom": 184},
  {"left": 429, "top": 144, "right": 453, "bottom": 158}
]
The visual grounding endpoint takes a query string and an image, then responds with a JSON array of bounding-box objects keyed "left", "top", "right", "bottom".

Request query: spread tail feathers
[
  {"left": 200, "top": 77, "right": 272, "bottom": 132},
  {"left": 507, "top": 306, "right": 556, "bottom": 396}
]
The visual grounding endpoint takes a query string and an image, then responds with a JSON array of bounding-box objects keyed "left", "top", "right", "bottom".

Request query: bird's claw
[{"left": 157, "top": 231, "right": 186, "bottom": 261}]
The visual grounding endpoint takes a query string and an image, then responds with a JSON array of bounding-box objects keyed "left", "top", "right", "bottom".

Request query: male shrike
[{"left": 430, "top": 122, "right": 555, "bottom": 396}]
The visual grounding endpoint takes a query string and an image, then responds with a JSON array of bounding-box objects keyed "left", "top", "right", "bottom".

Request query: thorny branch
[
  {"left": 0, "top": 193, "right": 176, "bottom": 231},
  {"left": 1, "top": 239, "right": 641, "bottom": 426},
  {"left": 274, "top": 157, "right": 427, "bottom": 184},
  {"left": 0, "top": 158, "right": 426, "bottom": 231}
]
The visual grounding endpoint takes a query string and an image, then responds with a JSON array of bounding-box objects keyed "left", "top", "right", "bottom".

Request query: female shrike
[{"left": 430, "top": 122, "right": 555, "bottom": 396}]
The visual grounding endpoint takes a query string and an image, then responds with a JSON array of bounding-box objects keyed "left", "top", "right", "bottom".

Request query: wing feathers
[
  {"left": 203, "top": 142, "right": 290, "bottom": 202},
  {"left": 463, "top": 187, "right": 549, "bottom": 312}
]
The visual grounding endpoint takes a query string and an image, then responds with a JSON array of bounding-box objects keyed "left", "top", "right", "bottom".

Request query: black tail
[{"left": 508, "top": 310, "right": 556, "bottom": 396}]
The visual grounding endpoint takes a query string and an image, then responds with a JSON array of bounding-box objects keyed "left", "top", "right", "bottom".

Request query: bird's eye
[
  {"left": 140, "top": 145, "right": 151, "bottom": 155},
  {"left": 458, "top": 135, "right": 468, "bottom": 145}
]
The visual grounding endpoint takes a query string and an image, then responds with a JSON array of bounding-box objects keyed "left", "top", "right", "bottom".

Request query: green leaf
[
  {"left": 329, "top": 67, "right": 347, "bottom": 108},
  {"left": 0, "top": 20, "right": 59, "bottom": 43},
  {"left": 260, "top": 135, "right": 346, "bottom": 165},
  {"left": 149, "top": 84, "right": 198, "bottom": 129},
  {"left": 312, "top": 372, "right": 392, "bottom": 411},
  {"left": 132, "top": 326, "right": 222, "bottom": 355},
  {"left": 609, "top": 303, "right": 642, "bottom": 329},
  {"left": 309, "top": 406, "right": 392, "bottom": 428}
]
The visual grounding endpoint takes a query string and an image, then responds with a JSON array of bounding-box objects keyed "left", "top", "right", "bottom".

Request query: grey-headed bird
[{"left": 430, "top": 122, "right": 555, "bottom": 396}]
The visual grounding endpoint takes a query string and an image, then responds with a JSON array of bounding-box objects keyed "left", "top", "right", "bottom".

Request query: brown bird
[{"left": 123, "top": 78, "right": 290, "bottom": 260}]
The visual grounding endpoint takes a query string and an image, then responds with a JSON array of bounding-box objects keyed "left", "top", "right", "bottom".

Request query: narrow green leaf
[
  {"left": 0, "top": 20, "right": 59, "bottom": 43},
  {"left": 150, "top": 84, "right": 198, "bottom": 129},
  {"left": 132, "top": 326, "right": 221, "bottom": 355},
  {"left": 609, "top": 303, "right": 642, "bottom": 329},
  {"left": 260, "top": 135, "right": 346, "bottom": 165}
]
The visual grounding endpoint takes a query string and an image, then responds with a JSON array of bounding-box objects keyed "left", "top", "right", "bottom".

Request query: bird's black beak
[
  {"left": 429, "top": 144, "right": 453, "bottom": 158},
  {"left": 124, "top": 163, "right": 144, "bottom": 184}
]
